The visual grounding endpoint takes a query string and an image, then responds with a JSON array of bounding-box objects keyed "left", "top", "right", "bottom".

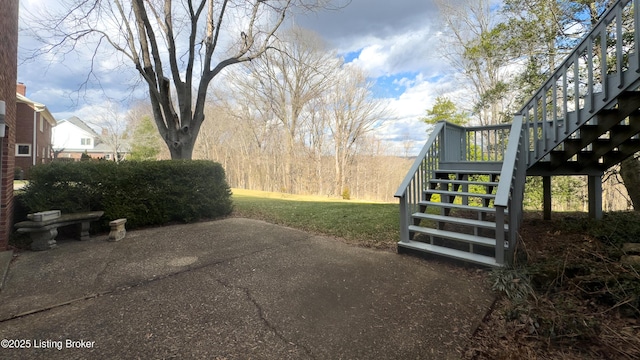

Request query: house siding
[
  {"left": 53, "top": 118, "right": 128, "bottom": 161},
  {"left": 0, "top": 0, "right": 19, "bottom": 250},
  {"left": 52, "top": 121, "right": 96, "bottom": 151}
]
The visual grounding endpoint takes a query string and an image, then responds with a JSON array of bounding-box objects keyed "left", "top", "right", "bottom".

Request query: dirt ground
[{"left": 462, "top": 213, "right": 640, "bottom": 360}]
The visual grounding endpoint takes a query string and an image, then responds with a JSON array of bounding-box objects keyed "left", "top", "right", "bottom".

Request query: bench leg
[
  {"left": 79, "top": 222, "right": 91, "bottom": 241},
  {"left": 30, "top": 229, "right": 58, "bottom": 251}
]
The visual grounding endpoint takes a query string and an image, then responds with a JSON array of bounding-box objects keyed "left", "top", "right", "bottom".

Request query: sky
[{"left": 16, "top": 0, "right": 464, "bottom": 156}]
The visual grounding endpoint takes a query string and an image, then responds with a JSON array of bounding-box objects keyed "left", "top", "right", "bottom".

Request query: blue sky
[{"left": 17, "top": 0, "right": 463, "bottom": 155}]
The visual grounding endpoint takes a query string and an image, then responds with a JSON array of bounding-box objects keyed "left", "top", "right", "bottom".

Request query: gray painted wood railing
[
  {"left": 395, "top": 122, "right": 513, "bottom": 244},
  {"left": 519, "top": 0, "right": 640, "bottom": 166},
  {"left": 396, "top": 0, "right": 640, "bottom": 265},
  {"left": 494, "top": 116, "right": 525, "bottom": 265},
  {"left": 395, "top": 122, "right": 446, "bottom": 243}
]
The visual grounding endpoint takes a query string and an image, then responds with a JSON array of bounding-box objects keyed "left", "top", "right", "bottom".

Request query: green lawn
[
  {"left": 13, "top": 180, "right": 28, "bottom": 191},
  {"left": 231, "top": 188, "right": 400, "bottom": 249}
]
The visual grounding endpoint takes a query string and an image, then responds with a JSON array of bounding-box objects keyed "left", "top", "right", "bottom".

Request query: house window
[
  {"left": 40, "top": 117, "right": 44, "bottom": 132},
  {"left": 81, "top": 138, "right": 92, "bottom": 146},
  {"left": 16, "top": 144, "right": 31, "bottom": 157}
]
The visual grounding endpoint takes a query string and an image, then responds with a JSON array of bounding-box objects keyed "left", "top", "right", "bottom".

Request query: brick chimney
[{"left": 16, "top": 82, "right": 26, "bottom": 96}]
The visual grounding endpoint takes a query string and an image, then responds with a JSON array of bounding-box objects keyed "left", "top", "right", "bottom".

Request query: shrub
[
  {"left": 562, "top": 211, "right": 640, "bottom": 247},
  {"left": 341, "top": 187, "right": 351, "bottom": 200},
  {"left": 18, "top": 160, "right": 233, "bottom": 231}
]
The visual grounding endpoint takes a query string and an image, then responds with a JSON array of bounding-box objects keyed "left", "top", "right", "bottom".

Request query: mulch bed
[{"left": 463, "top": 213, "right": 640, "bottom": 359}]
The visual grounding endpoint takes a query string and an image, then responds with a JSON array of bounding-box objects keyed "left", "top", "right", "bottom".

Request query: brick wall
[
  {"left": 0, "top": 0, "right": 19, "bottom": 250},
  {"left": 16, "top": 102, "right": 34, "bottom": 178},
  {"left": 16, "top": 83, "right": 55, "bottom": 178}
]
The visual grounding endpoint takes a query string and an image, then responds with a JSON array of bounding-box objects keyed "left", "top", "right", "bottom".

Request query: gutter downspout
[{"left": 33, "top": 106, "right": 44, "bottom": 166}]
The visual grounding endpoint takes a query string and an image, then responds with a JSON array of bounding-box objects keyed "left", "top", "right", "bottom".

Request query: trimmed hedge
[{"left": 19, "top": 160, "right": 233, "bottom": 230}]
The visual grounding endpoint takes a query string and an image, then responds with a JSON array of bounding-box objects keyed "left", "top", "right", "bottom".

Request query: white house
[{"left": 52, "top": 116, "right": 128, "bottom": 161}]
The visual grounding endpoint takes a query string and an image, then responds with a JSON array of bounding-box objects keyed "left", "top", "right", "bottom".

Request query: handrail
[
  {"left": 495, "top": 116, "right": 524, "bottom": 207},
  {"left": 464, "top": 124, "right": 511, "bottom": 131},
  {"left": 394, "top": 121, "right": 445, "bottom": 198},
  {"left": 518, "top": 0, "right": 634, "bottom": 115},
  {"left": 518, "top": 0, "right": 640, "bottom": 165},
  {"left": 494, "top": 116, "right": 526, "bottom": 264},
  {"left": 395, "top": 121, "right": 448, "bottom": 243}
]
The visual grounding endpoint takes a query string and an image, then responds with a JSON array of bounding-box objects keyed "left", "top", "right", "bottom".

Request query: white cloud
[
  {"left": 370, "top": 69, "right": 471, "bottom": 155},
  {"left": 343, "top": 26, "right": 449, "bottom": 79}
]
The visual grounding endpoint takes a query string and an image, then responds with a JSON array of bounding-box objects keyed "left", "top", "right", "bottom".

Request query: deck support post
[
  {"left": 543, "top": 176, "right": 552, "bottom": 220},
  {"left": 588, "top": 174, "right": 603, "bottom": 220}
]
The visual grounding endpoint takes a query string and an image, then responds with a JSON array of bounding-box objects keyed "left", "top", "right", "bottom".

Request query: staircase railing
[
  {"left": 519, "top": 0, "right": 640, "bottom": 165},
  {"left": 395, "top": 121, "right": 512, "bottom": 243},
  {"left": 396, "top": 0, "right": 640, "bottom": 266},
  {"left": 395, "top": 122, "right": 446, "bottom": 243},
  {"left": 494, "top": 116, "right": 526, "bottom": 265}
]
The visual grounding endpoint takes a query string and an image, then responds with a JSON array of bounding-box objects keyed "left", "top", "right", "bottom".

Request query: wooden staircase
[
  {"left": 395, "top": 0, "right": 640, "bottom": 267},
  {"left": 403, "top": 166, "right": 506, "bottom": 267}
]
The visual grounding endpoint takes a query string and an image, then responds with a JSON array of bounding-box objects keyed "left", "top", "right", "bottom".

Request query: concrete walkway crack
[
  {"left": 216, "top": 279, "right": 316, "bottom": 360},
  {"left": 0, "top": 236, "right": 310, "bottom": 323},
  {"left": 92, "top": 246, "right": 118, "bottom": 288}
]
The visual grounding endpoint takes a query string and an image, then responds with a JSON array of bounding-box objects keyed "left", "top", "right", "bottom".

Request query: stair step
[
  {"left": 425, "top": 189, "right": 496, "bottom": 199},
  {"left": 419, "top": 201, "right": 506, "bottom": 214},
  {"left": 408, "top": 225, "right": 499, "bottom": 247},
  {"left": 429, "top": 179, "right": 499, "bottom": 187},
  {"left": 438, "top": 161, "right": 503, "bottom": 172},
  {"left": 398, "top": 240, "right": 501, "bottom": 267},
  {"left": 436, "top": 169, "right": 501, "bottom": 176},
  {"left": 412, "top": 213, "right": 509, "bottom": 231}
]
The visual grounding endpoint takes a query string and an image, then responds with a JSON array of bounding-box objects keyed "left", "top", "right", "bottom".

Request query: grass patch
[
  {"left": 14, "top": 180, "right": 28, "bottom": 191},
  {"left": 231, "top": 188, "right": 400, "bottom": 249}
]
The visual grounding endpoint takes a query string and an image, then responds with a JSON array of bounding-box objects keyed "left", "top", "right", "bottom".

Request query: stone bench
[
  {"left": 15, "top": 211, "right": 104, "bottom": 251},
  {"left": 108, "top": 218, "right": 127, "bottom": 242}
]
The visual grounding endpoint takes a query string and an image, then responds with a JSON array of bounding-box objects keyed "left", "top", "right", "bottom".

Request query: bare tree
[
  {"left": 327, "top": 66, "right": 387, "bottom": 196},
  {"left": 27, "top": 0, "right": 333, "bottom": 159},
  {"left": 305, "top": 96, "right": 329, "bottom": 195},
  {"left": 90, "top": 101, "right": 129, "bottom": 161},
  {"left": 234, "top": 27, "right": 340, "bottom": 192}
]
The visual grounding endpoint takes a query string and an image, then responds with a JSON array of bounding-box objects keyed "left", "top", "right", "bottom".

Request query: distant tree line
[{"left": 123, "top": 28, "right": 409, "bottom": 202}]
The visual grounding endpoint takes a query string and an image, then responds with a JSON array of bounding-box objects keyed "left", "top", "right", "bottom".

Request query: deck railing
[
  {"left": 519, "top": 0, "right": 640, "bottom": 165},
  {"left": 439, "top": 122, "right": 512, "bottom": 163},
  {"left": 464, "top": 124, "right": 511, "bottom": 162},
  {"left": 494, "top": 116, "right": 526, "bottom": 265},
  {"left": 395, "top": 122, "right": 446, "bottom": 243}
]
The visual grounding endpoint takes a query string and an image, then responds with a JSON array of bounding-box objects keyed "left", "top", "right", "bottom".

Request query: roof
[
  {"left": 16, "top": 93, "right": 57, "bottom": 126},
  {"left": 57, "top": 116, "right": 101, "bottom": 138}
]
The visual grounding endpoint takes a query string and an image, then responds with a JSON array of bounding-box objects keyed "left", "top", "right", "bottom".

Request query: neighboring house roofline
[
  {"left": 16, "top": 92, "right": 56, "bottom": 126},
  {"left": 57, "top": 116, "right": 101, "bottom": 138}
]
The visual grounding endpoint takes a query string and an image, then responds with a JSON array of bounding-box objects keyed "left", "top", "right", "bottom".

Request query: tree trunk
[
  {"left": 619, "top": 155, "right": 640, "bottom": 210},
  {"left": 334, "top": 148, "right": 343, "bottom": 196},
  {"left": 166, "top": 132, "right": 196, "bottom": 160}
]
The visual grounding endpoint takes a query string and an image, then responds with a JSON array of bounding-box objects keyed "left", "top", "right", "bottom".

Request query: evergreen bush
[{"left": 18, "top": 160, "right": 233, "bottom": 231}]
